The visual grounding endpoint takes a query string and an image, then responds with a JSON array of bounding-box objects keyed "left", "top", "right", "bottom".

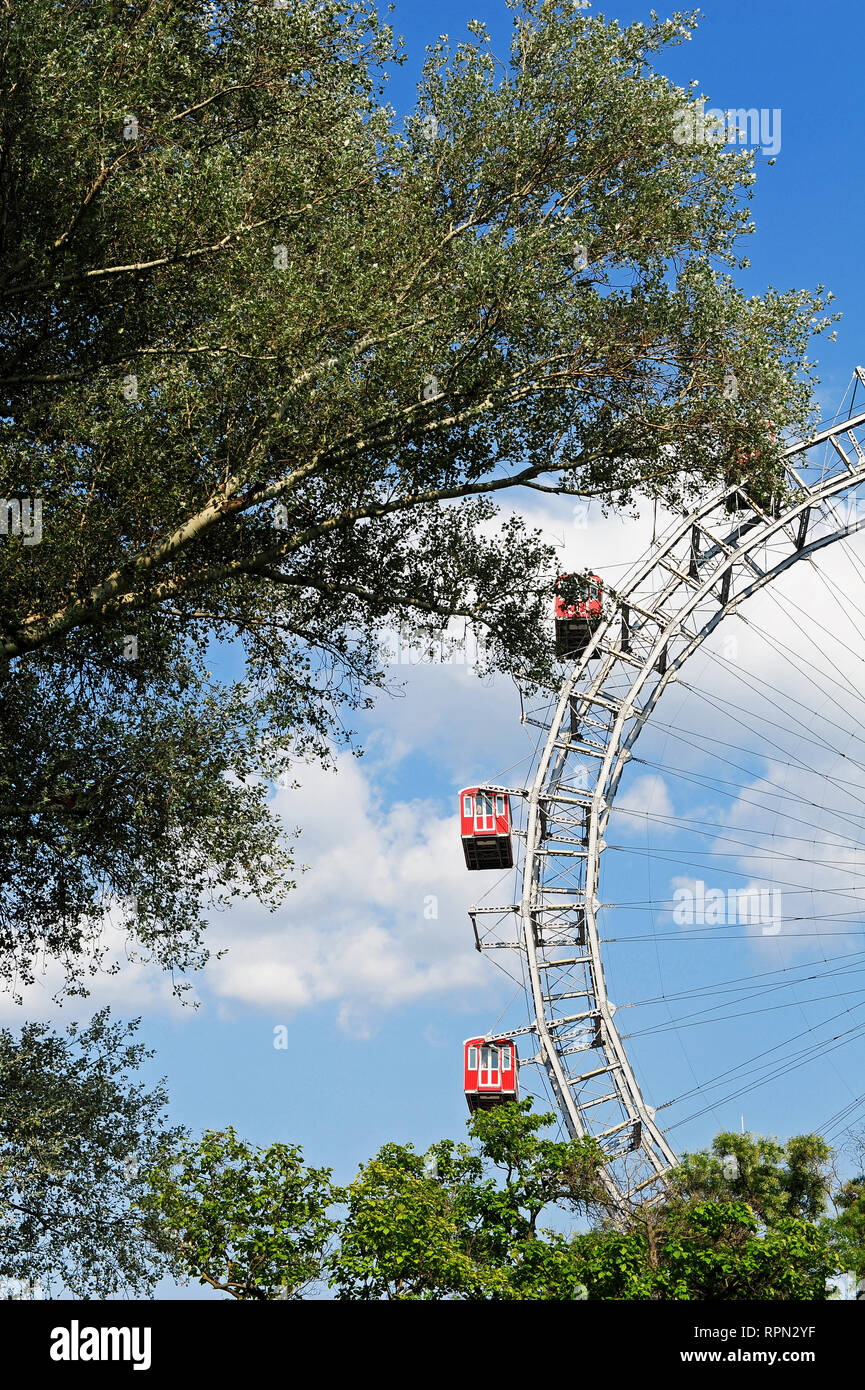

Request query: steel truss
[{"left": 471, "top": 401, "right": 865, "bottom": 1214}]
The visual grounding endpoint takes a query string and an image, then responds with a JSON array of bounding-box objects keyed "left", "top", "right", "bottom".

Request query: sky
[{"left": 12, "top": 0, "right": 865, "bottom": 1297}]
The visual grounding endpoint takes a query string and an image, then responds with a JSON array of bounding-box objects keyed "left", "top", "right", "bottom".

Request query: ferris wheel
[{"left": 463, "top": 372, "right": 865, "bottom": 1213}]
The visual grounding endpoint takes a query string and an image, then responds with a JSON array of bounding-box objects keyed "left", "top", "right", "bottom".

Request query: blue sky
[{"left": 15, "top": 0, "right": 865, "bottom": 1297}]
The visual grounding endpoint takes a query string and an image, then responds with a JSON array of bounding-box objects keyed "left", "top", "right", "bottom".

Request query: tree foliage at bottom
[
  {"left": 0, "top": 1009, "right": 180, "bottom": 1298},
  {"left": 139, "top": 1102, "right": 861, "bottom": 1300}
]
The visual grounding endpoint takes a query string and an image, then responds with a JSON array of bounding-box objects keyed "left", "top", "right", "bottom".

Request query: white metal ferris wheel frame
[{"left": 471, "top": 396, "right": 865, "bottom": 1214}]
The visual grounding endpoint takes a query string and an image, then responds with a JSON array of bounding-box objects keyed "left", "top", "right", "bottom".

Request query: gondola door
[
  {"left": 478, "top": 1043, "right": 500, "bottom": 1090},
  {"left": 474, "top": 792, "right": 495, "bottom": 834}
]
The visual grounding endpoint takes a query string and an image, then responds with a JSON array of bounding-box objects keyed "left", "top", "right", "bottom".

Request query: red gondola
[
  {"left": 554, "top": 572, "right": 603, "bottom": 658},
  {"left": 459, "top": 787, "right": 513, "bottom": 870},
  {"left": 464, "top": 1036, "right": 519, "bottom": 1113}
]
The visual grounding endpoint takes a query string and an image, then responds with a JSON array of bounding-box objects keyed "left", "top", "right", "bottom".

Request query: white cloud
[
  {"left": 0, "top": 915, "right": 194, "bottom": 1026},
  {"left": 612, "top": 772, "right": 675, "bottom": 828},
  {"left": 204, "top": 754, "right": 509, "bottom": 1029},
  {"left": 0, "top": 750, "right": 513, "bottom": 1033}
]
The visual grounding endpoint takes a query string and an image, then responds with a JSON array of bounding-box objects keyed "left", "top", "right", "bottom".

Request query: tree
[
  {"left": 823, "top": 1129, "right": 865, "bottom": 1284},
  {"left": 669, "top": 1129, "right": 834, "bottom": 1223},
  {"left": 140, "top": 1104, "right": 862, "bottom": 1300},
  {"left": 0, "top": 1009, "right": 181, "bottom": 1298},
  {"left": 331, "top": 1100, "right": 610, "bottom": 1299},
  {"left": 0, "top": 0, "right": 836, "bottom": 991},
  {"left": 828, "top": 1176, "right": 865, "bottom": 1284},
  {"left": 328, "top": 1139, "right": 503, "bottom": 1300},
  {"left": 143, "top": 1101, "right": 608, "bottom": 1300},
  {"left": 574, "top": 1129, "right": 839, "bottom": 1299},
  {"left": 139, "top": 1126, "right": 341, "bottom": 1299},
  {"left": 575, "top": 1199, "right": 834, "bottom": 1301},
  {"left": 329, "top": 1114, "right": 855, "bottom": 1300}
]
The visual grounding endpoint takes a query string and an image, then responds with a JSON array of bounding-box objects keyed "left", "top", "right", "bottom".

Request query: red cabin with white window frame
[
  {"left": 554, "top": 573, "right": 603, "bottom": 658},
  {"left": 459, "top": 787, "right": 513, "bottom": 870},
  {"left": 464, "top": 1036, "right": 519, "bottom": 1113}
]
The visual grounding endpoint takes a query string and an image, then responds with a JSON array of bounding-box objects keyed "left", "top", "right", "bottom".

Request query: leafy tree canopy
[
  {"left": 824, "top": 1137, "right": 865, "bottom": 1285},
  {"left": 0, "top": 1009, "right": 180, "bottom": 1298},
  {"left": 331, "top": 1100, "right": 610, "bottom": 1299},
  {"left": 139, "top": 1125, "right": 341, "bottom": 1299},
  {"left": 0, "top": 0, "right": 836, "bottom": 992},
  {"left": 669, "top": 1129, "right": 834, "bottom": 1223},
  {"left": 577, "top": 1198, "right": 834, "bottom": 1301},
  {"left": 575, "top": 1128, "right": 841, "bottom": 1300},
  {"left": 141, "top": 1106, "right": 862, "bottom": 1300}
]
